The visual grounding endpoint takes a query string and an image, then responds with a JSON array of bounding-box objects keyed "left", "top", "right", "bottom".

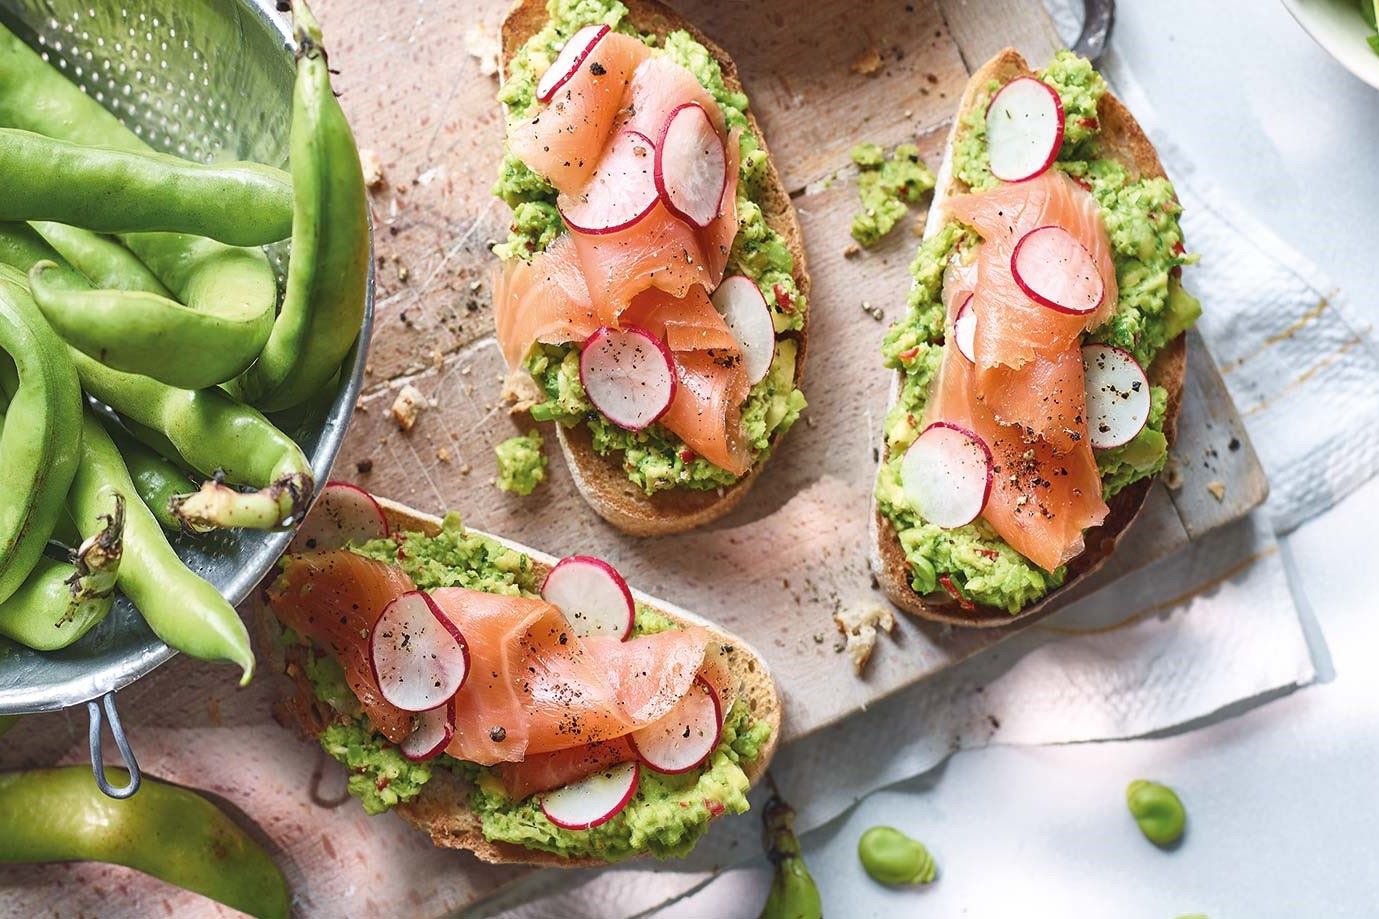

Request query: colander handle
[
  {"left": 1074, "top": 0, "right": 1115, "bottom": 62},
  {"left": 87, "top": 690, "right": 141, "bottom": 799}
]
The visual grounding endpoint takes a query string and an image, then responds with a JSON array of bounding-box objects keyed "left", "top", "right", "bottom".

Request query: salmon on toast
[
  {"left": 492, "top": 0, "right": 809, "bottom": 535},
  {"left": 264, "top": 483, "right": 780, "bottom": 866},
  {"left": 871, "top": 50, "right": 1200, "bottom": 626}
]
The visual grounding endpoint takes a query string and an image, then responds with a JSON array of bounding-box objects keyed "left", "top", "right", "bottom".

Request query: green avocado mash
[
  {"left": 849, "top": 142, "right": 936, "bottom": 247},
  {"left": 875, "top": 52, "right": 1200, "bottom": 614},
  {"left": 494, "top": 430, "right": 547, "bottom": 496},
  {"left": 297, "top": 514, "right": 771, "bottom": 861},
  {"left": 494, "top": 0, "right": 807, "bottom": 495}
]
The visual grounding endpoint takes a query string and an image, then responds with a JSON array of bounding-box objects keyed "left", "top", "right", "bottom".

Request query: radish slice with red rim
[
  {"left": 655, "top": 102, "right": 727, "bottom": 228},
  {"left": 401, "top": 699, "right": 455, "bottom": 763},
  {"left": 629, "top": 676, "right": 722, "bottom": 775},
  {"left": 579, "top": 326, "right": 676, "bottom": 431},
  {"left": 541, "top": 761, "right": 640, "bottom": 830},
  {"left": 1011, "top": 225, "right": 1104, "bottom": 315},
  {"left": 369, "top": 591, "right": 470, "bottom": 713},
  {"left": 1082, "top": 344, "right": 1152, "bottom": 449},
  {"left": 710, "top": 275, "right": 776, "bottom": 384},
  {"left": 986, "top": 75, "right": 1065, "bottom": 183},
  {"left": 541, "top": 555, "right": 635, "bottom": 641},
  {"left": 952, "top": 294, "right": 976, "bottom": 363},
  {"left": 900, "top": 422, "right": 993, "bottom": 529},
  {"left": 288, "top": 480, "right": 388, "bottom": 554},
  {"left": 535, "top": 24, "right": 610, "bottom": 103},
  {"left": 559, "top": 130, "right": 660, "bottom": 235}
]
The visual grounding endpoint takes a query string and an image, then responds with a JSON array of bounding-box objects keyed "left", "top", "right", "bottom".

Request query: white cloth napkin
[{"left": 474, "top": 53, "right": 1379, "bottom": 919}]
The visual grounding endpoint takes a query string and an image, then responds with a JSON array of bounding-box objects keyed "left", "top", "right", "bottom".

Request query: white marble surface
[{"left": 649, "top": 1, "right": 1379, "bottom": 915}]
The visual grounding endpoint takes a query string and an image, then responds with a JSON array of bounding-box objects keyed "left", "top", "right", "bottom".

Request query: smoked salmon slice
[
  {"left": 269, "top": 551, "right": 719, "bottom": 768},
  {"left": 622, "top": 286, "right": 739, "bottom": 353},
  {"left": 269, "top": 552, "right": 418, "bottom": 743},
  {"left": 923, "top": 256, "right": 1109, "bottom": 571},
  {"left": 945, "top": 170, "right": 1117, "bottom": 369},
  {"left": 431, "top": 587, "right": 712, "bottom": 765},
  {"left": 493, "top": 234, "right": 602, "bottom": 368},
  {"left": 660, "top": 350, "right": 752, "bottom": 475},
  {"left": 508, "top": 32, "right": 651, "bottom": 194},
  {"left": 495, "top": 736, "right": 637, "bottom": 800}
]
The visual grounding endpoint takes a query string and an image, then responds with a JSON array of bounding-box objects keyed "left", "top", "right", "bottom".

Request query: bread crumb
[
  {"left": 436, "top": 446, "right": 453, "bottom": 464},
  {"left": 359, "top": 148, "right": 385, "bottom": 188},
  {"left": 1163, "top": 454, "right": 1184, "bottom": 490},
  {"left": 501, "top": 368, "right": 543, "bottom": 415},
  {"left": 833, "top": 604, "right": 895, "bottom": 674},
  {"left": 844, "top": 243, "right": 862, "bottom": 259},
  {"left": 1207, "top": 480, "right": 1226, "bottom": 502},
  {"left": 390, "top": 384, "right": 427, "bottom": 431},
  {"left": 355, "top": 459, "right": 374, "bottom": 475},
  {"left": 464, "top": 23, "right": 500, "bottom": 78},
  {"left": 850, "top": 47, "right": 882, "bottom": 76}
]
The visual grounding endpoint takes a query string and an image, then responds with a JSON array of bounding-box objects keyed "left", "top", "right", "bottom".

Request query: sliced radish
[
  {"left": 630, "top": 676, "right": 722, "bottom": 775},
  {"left": 400, "top": 700, "right": 455, "bottom": 763},
  {"left": 541, "top": 555, "right": 635, "bottom": 640},
  {"left": 541, "top": 761, "right": 640, "bottom": 830},
  {"left": 369, "top": 591, "right": 470, "bottom": 713},
  {"left": 900, "top": 422, "right": 993, "bottom": 529},
  {"left": 288, "top": 480, "right": 388, "bottom": 554},
  {"left": 710, "top": 275, "right": 776, "bottom": 384},
  {"left": 985, "top": 75, "right": 1064, "bottom": 183},
  {"left": 1011, "top": 225, "right": 1104, "bottom": 315},
  {"left": 952, "top": 294, "right": 976, "bottom": 363},
  {"left": 1082, "top": 344, "right": 1152, "bottom": 449},
  {"left": 655, "top": 102, "right": 727, "bottom": 229},
  {"left": 579, "top": 326, "right": 676, "bottom": 431},
  {"left": 535, "top": 24, "right": 610, "bottom": 103},
  {"left": 559, "top": 130, "right": 660, "bottom": 235}
]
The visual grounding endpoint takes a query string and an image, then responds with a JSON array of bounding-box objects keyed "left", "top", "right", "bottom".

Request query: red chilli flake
[
  {"left": 678, "top": 447, "right": 697, "bottom": 464},
  {"left": 705, "top": 799, "right": 726, "bottom": 817},
  {"left": 772, "top": 283, "right": 796, "bottom": 314},
  {"left": 938, "top": 574, "right": 976, "bottom": 611},
  {"left": 977, "top": 549, "right": 1000, "bottom": 561},
  {"left": 375, "top": 777, "right": 391, "bottom": 790},
  {"left": 1078, "top": 117, "right": 1099, "bottom": 130},
  {"left": 898, "top": 346, "right": 921, "bottom": 362},
  {"left": 1071, "top": 175, "right": 1092, "bottom": 192},
  {"left": 1172, "top": 240, "right": 1186, "bottom": 256}
]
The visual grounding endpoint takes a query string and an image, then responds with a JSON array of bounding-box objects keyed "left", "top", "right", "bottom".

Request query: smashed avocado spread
[
  {"left": 494, "top": 0, "right": 807, "bottom": 495},
  {"left": 876, "top": 52, "right": 1201, "bottom": 614},
  {"left": 849, "top": 142, "right": 937, "bottom": 247},
  {"left": 494, "top": 430, "right": 547, "bottom": 496},
  {"left": 296, "top": 514, "right": 771, "bottom": 861}
]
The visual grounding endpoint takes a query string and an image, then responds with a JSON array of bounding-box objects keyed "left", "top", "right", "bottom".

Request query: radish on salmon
[
  {"left": 508, "top": 32, "right": 651, "bottom": 193},
  {"left": 496, "top": 736, "right": 637, "bottom": 800}
]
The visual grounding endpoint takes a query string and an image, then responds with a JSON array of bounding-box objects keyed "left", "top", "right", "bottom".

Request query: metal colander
[{"left": 0, "top": 0, "right": 374, "bottom": 794}]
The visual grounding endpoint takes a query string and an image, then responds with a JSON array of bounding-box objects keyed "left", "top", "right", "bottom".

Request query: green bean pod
[
  {"left": 30, "top": 221, "right": 171, "bottom": 296},
  {"left": 0, "top": 266, "right": 82, "bottom": 605},
  {"left": 69, "top": 409, "right": 253, "bottom": 680},
  {"left": 758, "top": 795, "right": 823, "bottom": 919},
  {"left": 228, "top": 2, "right": 368, "bottom": 411},
  {"left": 0, "top": 31, "right": 280, "bottom": 390},
  {"left": 29, "top": 254, "right": 275, "bottom": 389},
  {"left": 0, "top": 129, "right": 292, "bottom": 245},
  {"left": 70, "top": 352, "right": 312, "bottom": 532},
  {"left": 102, "top": 419, "right": 193, "bottom": 533},
  {"left": 0, "top": 766, "right": 289, "bottom": 919},
  {"left": 0, "top": 492, "right": 123, "bottom": 652}
]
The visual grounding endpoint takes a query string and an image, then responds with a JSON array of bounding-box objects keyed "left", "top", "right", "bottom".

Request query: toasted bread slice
[
  {"left": 870, "top": 49, "right": 1189, "bottom": 628},
  {"left": 265, "top": 495, "right": 782, "bottom": 867},
  {"left": 499, "top": 0, "right": 810, "bottom": 536}
]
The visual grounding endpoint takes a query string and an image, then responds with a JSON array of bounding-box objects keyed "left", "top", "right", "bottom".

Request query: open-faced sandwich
[
  {"left": 871, "top": 50, "right": 1201, "bottom": 626},
  {"left": 263, "top": 483, "right": 779, "bottom": 865},
  {"left": 492, "top": 0, "right": 809, "bottom": 535}
]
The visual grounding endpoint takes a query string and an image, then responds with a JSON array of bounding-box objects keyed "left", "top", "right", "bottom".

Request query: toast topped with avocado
[
  {"left": 491, "top": 0, "right": 809, "bottom": 535},
  {"left": 263, "top": 483, "right": 780, "bottom": 866},
  {"left": 871, "top": 50, "right": 1199, "bottom": 626}
]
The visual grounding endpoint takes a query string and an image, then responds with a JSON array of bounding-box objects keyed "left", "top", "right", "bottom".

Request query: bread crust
[
  {"left": 500, "top": 0, "right": 810, "bottom": 536},
  {"left": 869, "top": 49, "right": 1190, "bottom": 628},
  {"left": 269, "top": 495, "right": 782, "bottom": 867}
]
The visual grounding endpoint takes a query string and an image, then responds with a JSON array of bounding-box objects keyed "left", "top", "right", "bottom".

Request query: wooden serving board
[{"left": 0, "top": 1, "right": 1267, "bottom": 916}]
